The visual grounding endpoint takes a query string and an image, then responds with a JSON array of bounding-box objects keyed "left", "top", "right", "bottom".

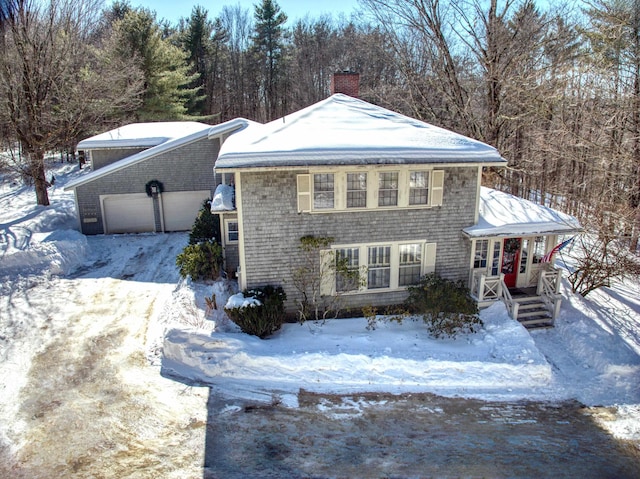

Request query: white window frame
[
  {"left": 224, "top": 218, "right": 239, "bottom": 244},
  {"left": 346, "top": 172, "right": 368, "bottom": 209},
  {"left": 320, "top": 240, "right": 437, "bottom": 295},
  {"left": 297, "top": 167, "right": 444, "bottom": 213}
]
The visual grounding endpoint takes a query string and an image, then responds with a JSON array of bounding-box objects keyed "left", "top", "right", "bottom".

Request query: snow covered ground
[{"left": 1, "top": 159, "right": 639, "bottom": 476}]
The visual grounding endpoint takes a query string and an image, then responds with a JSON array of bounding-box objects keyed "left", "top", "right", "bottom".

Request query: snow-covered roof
[
  {"left": 463, "top": 187, "right": 582, "bottom": 237},
  {"left": 215, "top": 94, "right": 507, "bottom": 169},
  {"left": 76, "top": 122, "right": 212, "bottom": 150},
  {"left": 66, "top": 118, "right": 250, "bottom": 190}
]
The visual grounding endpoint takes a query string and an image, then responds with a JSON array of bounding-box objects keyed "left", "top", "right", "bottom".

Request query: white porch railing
[
  {"left": 498, "top": 276, "right": 520, "bottom": 320},
  {"left": 537, "top": 265, "right": 563, "bottom": 321},
  {"left": 471, "top": 268, "right": 563, "bottom": 324},
  {"left": 470, "top": 270, "right": 503, "bottom": 302}
]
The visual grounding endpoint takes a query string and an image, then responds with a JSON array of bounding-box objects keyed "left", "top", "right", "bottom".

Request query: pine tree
[
  {"left": 113, "top": 8, "right": 202, "bottom": 120},
  {"left": 252, "top": 0, "right": 288, "bottom": 121},
  {"left": 176, "top": 6, "right": 227, "bottom": 117}
]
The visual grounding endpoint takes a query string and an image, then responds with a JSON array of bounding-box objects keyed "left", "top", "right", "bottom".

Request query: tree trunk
[{"left": 30, "top": 152, "right": 50, "bottom": 206}]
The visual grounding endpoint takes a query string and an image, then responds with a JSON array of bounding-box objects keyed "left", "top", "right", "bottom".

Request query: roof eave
[
  {"left": 462, "top": 225, "right": 583, "bottom": 239},
  {"left": 215, "top": 157, "right": 507, "bottom": 171}
]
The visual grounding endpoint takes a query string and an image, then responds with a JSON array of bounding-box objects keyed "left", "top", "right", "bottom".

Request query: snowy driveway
[
  {"left": 1, "top": 233, "right": 210, "bottom": 478},
  {"left": 1, "top": 231, "right": 639, "bottom": 478}
]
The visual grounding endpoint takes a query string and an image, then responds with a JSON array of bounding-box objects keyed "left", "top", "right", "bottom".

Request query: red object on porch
[{"left": 501, "top": 238, "right": 521, "bottom": 288}]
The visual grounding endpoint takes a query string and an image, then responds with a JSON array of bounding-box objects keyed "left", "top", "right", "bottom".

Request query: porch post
[
  {"left": 478, "top": 274, "right": 486, "bottom": 301},
  {"left": 536, "top": 270, "right": 544, "bottom": 295},
  {"left": 555, "top": 268, "right": 562, "bottom": 294},
  {"left": 497, "top": 273, "right": 504, "bottom": 297}
]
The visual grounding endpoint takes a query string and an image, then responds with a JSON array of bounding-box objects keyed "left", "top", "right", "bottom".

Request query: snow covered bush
[
  {"left": 405, "top": 274, "right": 482, "bottom": 338},
  {"left": 224, "top": 286, "right": 287, "bottom": 338},
  {"left": 175, "top": 240, "right": 223, "bottom": 281}
]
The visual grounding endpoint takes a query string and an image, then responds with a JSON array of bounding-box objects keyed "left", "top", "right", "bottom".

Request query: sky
[{"left": 123, "top": 0, "right": 362, "bottom": 24}]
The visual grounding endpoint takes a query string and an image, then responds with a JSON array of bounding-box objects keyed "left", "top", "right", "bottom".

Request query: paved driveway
[{"left": 204, "top": 390, "right": 640, "bottom": 479}]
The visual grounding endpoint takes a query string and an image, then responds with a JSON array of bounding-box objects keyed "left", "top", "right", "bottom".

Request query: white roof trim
[
  {"left": 76, "top": 121, "right": 212, "bottom": 150},
  {"left": 66, "top": 118, "right": 251, "bottom": 190}
]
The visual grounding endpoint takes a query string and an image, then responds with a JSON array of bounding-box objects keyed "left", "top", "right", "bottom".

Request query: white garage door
[
  {"left": 102, "top": 194, "right": 155, "bottom": 234},
  {"left": 161, "top": 190, "right": 211, "bottom": 232}
]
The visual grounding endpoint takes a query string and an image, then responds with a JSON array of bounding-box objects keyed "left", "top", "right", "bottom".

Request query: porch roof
[{"left": 463, "top": 187, "right": 581, "bottom": 238}]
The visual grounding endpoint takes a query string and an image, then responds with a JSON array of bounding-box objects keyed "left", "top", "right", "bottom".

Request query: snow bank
[
  {"left": 0, "top": 229, "right": 88, "bottom": 277},
  {"left": 162, "top": 301, "right": 556, "bottom": 401}
]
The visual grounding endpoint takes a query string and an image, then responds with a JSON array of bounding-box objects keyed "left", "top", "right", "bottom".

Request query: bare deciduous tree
[{"left": 0, "top": 0, "right": 142, "bottom": 205}]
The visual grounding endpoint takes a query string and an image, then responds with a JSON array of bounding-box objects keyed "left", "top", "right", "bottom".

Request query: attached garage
[
  {"left": 66, "top": 118, "right": 249, "bottom": 235},
  {"left": 161, "top": 190, "right": 210, "bottom": 232},
  {"left": 101, "top": 194, "right": 155, "bottom": 234}
]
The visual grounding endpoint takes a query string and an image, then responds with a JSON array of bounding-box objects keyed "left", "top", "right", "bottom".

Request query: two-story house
[{"left": 213, "top": 93, "right": 580, "bottom": 325}]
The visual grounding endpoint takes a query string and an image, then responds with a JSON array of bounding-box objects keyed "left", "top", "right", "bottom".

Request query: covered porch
[{"left": 463, "top": 188, "right": 582, "bottom": 328}]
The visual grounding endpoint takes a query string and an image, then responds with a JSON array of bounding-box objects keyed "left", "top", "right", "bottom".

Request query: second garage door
[{"left": 161, "top": 190, "right": 211, "bottom": 232}]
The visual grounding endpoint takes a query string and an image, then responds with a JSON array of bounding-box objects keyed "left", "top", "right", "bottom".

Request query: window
[
  {"left": 324, "top": 241, "right": 437, "bottom": 294},
  {"left": 378, "top": 172, "right": 398, "bottom": 207},
  {"left": 347, "top": 173, "right": 367, "bottom": 208},
  {"left": 520, "top": 239, "right": 529, "bottom": 273},
  {"left": 226, "top": 220, "right": 238, "bottom": 243},
  {"left": 399, "top": 243, "right": 422, "bottom": 286},
  {"left": 336, "top": 248, "right": 360, "bottom": 292},
  {"left": 473, "top": 239, "right": 489, "bottom": 269},
  {"left": 409, "top": 171, "right": 429, "bottom": 205},
  {"left": 532, "top": 236, "right": 545, "bottom": 264},
  {"left": 313, "top": 173, "right": 334, "bottom": 209},
  {"left": 298, "top": 168, "right": 444, "bottom": 212},
  {"left": 491, "top": 241, "right": 501, "bottom": 276},
  {"left": 368, "top": 246, "right": 391, "bottom": 289}
]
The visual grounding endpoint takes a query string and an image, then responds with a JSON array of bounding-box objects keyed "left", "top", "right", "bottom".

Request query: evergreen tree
[
  {"left": 176, "top": 6, "right": 227, "bottom": 117},
  {"left": 0, "top": 0, "right": 142, "bottom": 206},
  {"left": 252, "top": 0, "right": 288, "bottom": 121},
  {"left": 113, "top": 8, "right": 202, "bottom": 120}
]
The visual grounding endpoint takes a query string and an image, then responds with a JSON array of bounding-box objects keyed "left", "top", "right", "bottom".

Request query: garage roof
[
  {"left": 76, "top": 122, "right": 212, "bottom": 150},
  {"left": 66, "top": 118, "right": 250, "bottom": 190}
]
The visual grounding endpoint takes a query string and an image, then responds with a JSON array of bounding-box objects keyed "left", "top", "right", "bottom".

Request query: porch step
[
  {"left": 518, "top": 315, "right": 554, "bottom": 328},
  {"left": 513, "top": 297, "right": 553, "bottom": 328}
]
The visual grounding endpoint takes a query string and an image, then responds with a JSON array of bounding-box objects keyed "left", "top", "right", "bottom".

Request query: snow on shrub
[{"left": 224, "top": 286, "right": 286, "bottom": 338}]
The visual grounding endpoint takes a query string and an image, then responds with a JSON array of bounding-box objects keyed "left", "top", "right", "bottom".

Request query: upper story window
[
  {"left": 409, "top": 171, "right": 429, "bottom": 205},
  {"left": 297, "top": 168, "right": 444, "bottom": 213},
  {"left": 378, "top": 172, "right": 399, "bottom": 207},
  {"left": 347, "top": 173, "right": 367, "bottom": 208},
  {"left": 313, "top": 173, "right": 334, "bottom": 209}
]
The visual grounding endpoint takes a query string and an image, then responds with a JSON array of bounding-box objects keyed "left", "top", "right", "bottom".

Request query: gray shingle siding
[
  {"left": 239, "top": 167, "right": 477, "bottom": 315},
  {"left": 75, "top": 137, "right": 219, "bottom": 235},
  {"left": 89, "top": 148, "right": 147, "bottom": 170}
]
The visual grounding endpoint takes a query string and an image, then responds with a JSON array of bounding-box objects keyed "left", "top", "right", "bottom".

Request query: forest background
[{"left": 1, "top": 0, "right": 639, "bottom": 262}]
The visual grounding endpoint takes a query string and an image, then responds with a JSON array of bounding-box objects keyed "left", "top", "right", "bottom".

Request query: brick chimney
[{"left": 331, "top": 71, "right": 360, "bottom": 98}]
